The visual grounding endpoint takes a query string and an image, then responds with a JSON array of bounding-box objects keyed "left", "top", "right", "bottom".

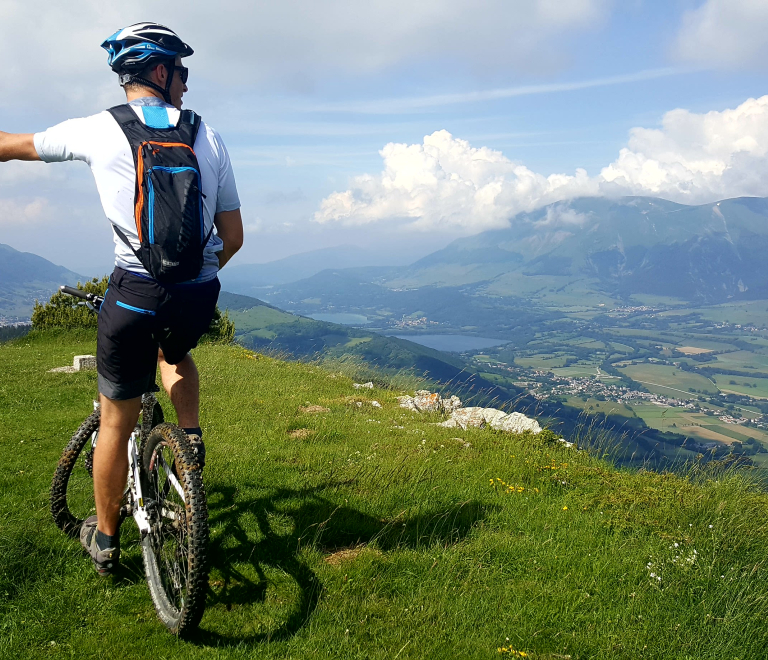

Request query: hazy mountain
[
  {"left": 218, "top": 245, "right": 409, "bottom": 295},
  {"left": 0, "top": 244, "right": 86, "bottom": 320},
  {"left": 255, "top": 196, "right": 768, "bottom": 322},
  {"left": 387, "top": 196, "right": 768, "bottom": 302}
]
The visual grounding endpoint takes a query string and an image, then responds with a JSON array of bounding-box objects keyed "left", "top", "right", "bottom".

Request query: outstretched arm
[
  {"left": 213, "top": 208, "right": 244, "bottom": 269},
  {"left": 0, "top": 132, "right": 40, "bottom": 162}
]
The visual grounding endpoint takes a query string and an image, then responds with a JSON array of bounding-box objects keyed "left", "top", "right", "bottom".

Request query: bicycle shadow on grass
[{"left": 192, "top": 481, "right": 495, "bottom": 647}]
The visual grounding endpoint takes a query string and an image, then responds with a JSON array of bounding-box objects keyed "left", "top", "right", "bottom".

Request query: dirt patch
[
  {"left": 288, "top": 428, "right": 315, "bottom": 439},
  {"left": 676, "top": 346, "right": 713, "bottom": 355},
  {"left": 324, "top": 545, "right": 381, "bottom": 566},
  {"left": 299, "top": 405, "right": 330, "bottom": 414}
]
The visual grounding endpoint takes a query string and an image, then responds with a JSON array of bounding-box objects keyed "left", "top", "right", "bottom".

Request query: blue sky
[{"left": 1, "top": 0, "right": 767, "bottom": 275}]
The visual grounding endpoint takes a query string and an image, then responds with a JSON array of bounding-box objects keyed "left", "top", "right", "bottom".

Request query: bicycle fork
[{"left": 128, "top": 431, "right": 152, "bottom": 536}]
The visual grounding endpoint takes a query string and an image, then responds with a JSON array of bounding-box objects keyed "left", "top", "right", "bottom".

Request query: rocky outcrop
[
  {"left": 397, "top": 389, "right": 545, "bottom": 436},
  {"left": 438, "top": 407, "right": 542, "bottom": 434},
  {"left": 397, "top": 390, "right": 462, "bottom": 413}
]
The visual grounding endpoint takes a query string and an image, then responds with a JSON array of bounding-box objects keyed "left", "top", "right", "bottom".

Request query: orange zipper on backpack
[{"left": 134, "top": 141, "right": 198, "bottom": 241}]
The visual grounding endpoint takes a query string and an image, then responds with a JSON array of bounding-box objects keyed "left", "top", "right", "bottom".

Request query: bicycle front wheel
[
  {"left": 50, "top": 409, "right": 100, "bottom": 538},
  {"left": 141, "top": 423, "right": 209, "bottom": 635}
]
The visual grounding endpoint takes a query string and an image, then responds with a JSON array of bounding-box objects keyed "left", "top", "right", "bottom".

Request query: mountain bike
[{"left": 49, "top": 285, "right": 209, "bottom": 635}]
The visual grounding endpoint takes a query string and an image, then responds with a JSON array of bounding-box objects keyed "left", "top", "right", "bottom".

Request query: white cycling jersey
[{"left": 34, "top": 96, "right": 240, "bottom": 283}]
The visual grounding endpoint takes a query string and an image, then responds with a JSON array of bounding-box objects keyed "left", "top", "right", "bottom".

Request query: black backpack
[{"left": 108, "top": 104, "right": 214, "bottom": 284}]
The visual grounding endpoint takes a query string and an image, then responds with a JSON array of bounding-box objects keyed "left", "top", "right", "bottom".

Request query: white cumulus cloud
[
  {"left": 314, "top": 95, "right": 768, "bottom": 231},
  {"left": 601, "top": 96, "right": 768, "bottom": 200},
  {"left": 0, "top": 197, "right": 50, "bottom": 226},
  {"left": 675, "top": 0, "right": 768, "bottom": 69}
]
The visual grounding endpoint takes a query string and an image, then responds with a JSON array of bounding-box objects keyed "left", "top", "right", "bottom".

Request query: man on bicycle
[{"left": 0, "top": 23, "right": 243, "bottom": 576}]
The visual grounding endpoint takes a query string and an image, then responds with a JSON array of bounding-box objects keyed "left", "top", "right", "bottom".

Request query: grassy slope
[{"left": 2, "top": 332, "right": 768, "bottom": 659}]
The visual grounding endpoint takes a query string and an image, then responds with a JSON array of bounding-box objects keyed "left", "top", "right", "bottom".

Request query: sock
[
  {"left": 96, "top": 529, "right": 118, "bottom": 551},
  {"left": 182, "top": 427, "right": 203, "bottom": 438}
]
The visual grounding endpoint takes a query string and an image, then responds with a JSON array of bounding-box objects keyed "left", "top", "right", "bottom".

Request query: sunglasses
[{"left": 176, "top": 65, "right": 189, "bottom": 85}]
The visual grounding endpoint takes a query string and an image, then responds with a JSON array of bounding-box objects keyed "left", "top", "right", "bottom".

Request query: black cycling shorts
[{"left": 97, "top": 267, "right": 221, "bottom": 400}]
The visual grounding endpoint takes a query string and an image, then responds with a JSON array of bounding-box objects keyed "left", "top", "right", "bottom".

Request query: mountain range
[
  {"left": 6, "top": 195, "right": 768, "bottom": 322},
  {"left": 0, "top": 244, "right": 84, "bottom": 321},
  {"left": 391, "top": 196, "right": 768, "bottom": 301},
  {"left": 233, "top": 196, "right": 768, "bottom": 321}
]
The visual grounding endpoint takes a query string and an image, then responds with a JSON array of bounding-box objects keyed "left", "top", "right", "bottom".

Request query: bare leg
[
  {"left": 158, "top": 349, "right": 200, "bottom": 428},
  {"left": 94, "top": 394, "right": 142, "bottom": 537}
]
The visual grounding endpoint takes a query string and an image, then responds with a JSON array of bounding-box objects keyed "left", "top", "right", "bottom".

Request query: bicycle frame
[{"left": 90, "top": 392, "right": 186, "bottom": 537}]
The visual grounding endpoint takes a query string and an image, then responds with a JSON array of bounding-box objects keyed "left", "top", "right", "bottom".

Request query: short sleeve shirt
[{"left": 34, "top": 97, "right": 240, "bottom": 282}]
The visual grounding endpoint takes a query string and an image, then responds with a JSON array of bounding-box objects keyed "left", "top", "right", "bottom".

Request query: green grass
[{"left": 3, "top": 331, "right": 768, "bottom": 659}]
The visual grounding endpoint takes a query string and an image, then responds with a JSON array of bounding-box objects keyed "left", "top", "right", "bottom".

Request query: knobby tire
[
  {"left": 141, "top": 423, "right": 209, "bottom": 635},
  {"left": 50, "top": 408, "right": 101, "bottom": 538}
]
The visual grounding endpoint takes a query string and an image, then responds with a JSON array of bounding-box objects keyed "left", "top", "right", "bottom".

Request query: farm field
[
  {"left": 713, "top": 374, "right": 768, "bottom": 399},
  {"left": 618, "top": 364, "right": 719, "bottom": 398},
  {"left": 551, "top": 365, "right": 605, "bottom": 378},
  {"left": 564, "top": 396, "right": 635, "bottom": 418},
  {"left": 682, "top": 300, "right": 768, "bottom": 325},
  {"left": 712, "top": 350, "right": 768, "bottom": 376},
  {"left": 514, "top": 354, "right": 572, "bottom": 369},
  {"left": 629, "top": 405, "right": 768, "bottom": 445}
]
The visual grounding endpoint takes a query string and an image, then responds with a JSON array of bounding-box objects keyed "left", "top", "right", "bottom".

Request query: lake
[
  {"left": 391, "top": 334, "right": 509, "bottom": 352},
  {"left": 308, "top": 313, "right": 369, "bottom": 325}
]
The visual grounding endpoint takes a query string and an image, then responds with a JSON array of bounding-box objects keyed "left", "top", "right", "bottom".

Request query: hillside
[
  {"left": 219, "top": 290, "right": 519, "bottom": 401},
  {"left": 0, "top": 244, "right": 85, "bottom": 321},
  {"left": 1, "top": 331, "right": 767, "bottom": 658}
]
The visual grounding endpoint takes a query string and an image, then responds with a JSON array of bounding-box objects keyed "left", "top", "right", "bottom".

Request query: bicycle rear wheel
[
  {"left": 51, "top": 400, "right": 165, "bottom": 539},
  {"left": 50, "top": 409, "right": 100, "bottom": 538},
  {"left": 140, "top": 423, "right": 209, "bottom": 635}
]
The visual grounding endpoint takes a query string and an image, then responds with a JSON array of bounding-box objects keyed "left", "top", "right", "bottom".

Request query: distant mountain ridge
[
  {"left": 386, "top": 196, "right": 768, "bottom": 303},
  {"left": 218, "top": 244, "right": 417, "bottom": 296},
  {"left": 0, "top": 244, "right": 85, "bottom": 320}
]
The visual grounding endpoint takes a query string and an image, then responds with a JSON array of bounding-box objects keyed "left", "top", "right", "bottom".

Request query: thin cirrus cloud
[
  {"left": 314, "top": 96, "right": 768, "bottom": 232},
  {"left": 309, "top": 67, "right": 688, "bottom": 115},
  {"left": 675, "top": 0, "right": 768, "bottom": 69}
]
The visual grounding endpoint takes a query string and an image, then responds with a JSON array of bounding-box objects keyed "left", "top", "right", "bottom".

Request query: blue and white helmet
[{"left": 101, "top": 22, "right": 193, "bottom": 74}]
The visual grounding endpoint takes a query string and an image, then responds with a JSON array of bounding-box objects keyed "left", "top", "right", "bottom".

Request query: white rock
[
  {"left": 412, "top": 391, "right": 441, "bottom": 412},
  {"left": 353, "top": 382, "right": 374, "bottom": 389},
  {"left": 399, "top": 391, "right": 462, "bottom": 414},
  {"left": 397, "top": 395, "right": 419, "bottom": 411},
  {"left": 491, "top": 411, "right": 542, "bottom": 434},
  {"left": 444, "top": 407, "right": 542, "bottom": 434},
  {"left": 449, "top": 407, "right": 489, "bottom": 429},
  {"left": 440, "top": 395, "right": 462, "bottom": 413},
  {"left": 371, "top": 400, "right": 382, "bottom": 408}
]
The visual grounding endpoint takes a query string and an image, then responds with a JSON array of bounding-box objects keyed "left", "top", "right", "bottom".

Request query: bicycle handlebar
[{"left": 59, "top": 285, "right": 104, "bottom": 307}]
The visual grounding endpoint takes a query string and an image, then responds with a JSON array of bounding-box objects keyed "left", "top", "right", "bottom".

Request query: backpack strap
[
  {"left": 177, "top": 109, "right": 202, "bottom": 148},
  {"left": 107, "top": 104, "right": 203, "bottom": 148},
  {"left": 112, "top": 224, "right": 142, "bottom": 262},
  {"left": 107, "top": 103, "right": 142, "bottom": 130}
]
